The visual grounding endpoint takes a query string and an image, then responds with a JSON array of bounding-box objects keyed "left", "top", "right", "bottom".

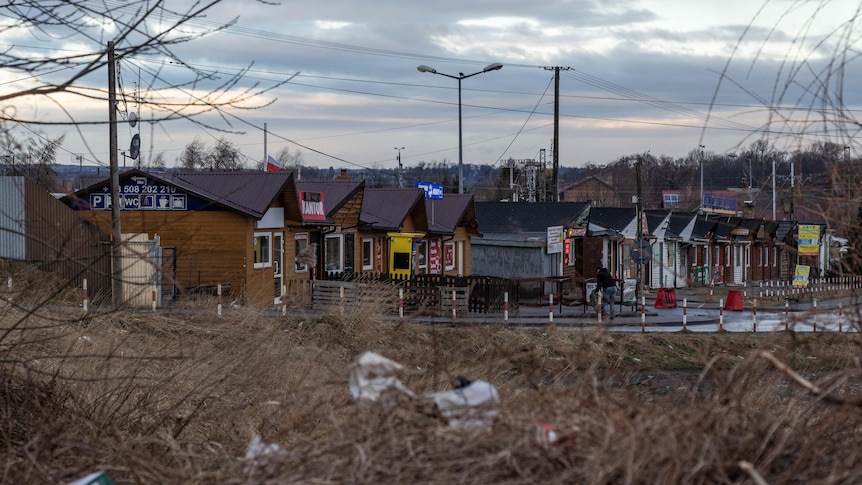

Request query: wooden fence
[{"left": 315, "top": 272, "right": 519, "bottom": 315}]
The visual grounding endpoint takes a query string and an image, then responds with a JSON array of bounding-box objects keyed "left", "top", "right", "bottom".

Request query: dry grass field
[{"left": 2, "top": 279, "right": 861, "bottom": 485}]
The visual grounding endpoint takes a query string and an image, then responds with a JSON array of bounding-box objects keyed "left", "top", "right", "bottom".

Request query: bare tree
[
  {"left": 178, "top": 138, "right": 208, "bottom": 170},
  {"left": 206, "top": 137, "right": 243, "bottom": 170},
  {"left": 0, "top": 1, "right": 288, "bottom": 158},
  {"left": 149, "top": 152, "right": 167, "bottom": 170}
]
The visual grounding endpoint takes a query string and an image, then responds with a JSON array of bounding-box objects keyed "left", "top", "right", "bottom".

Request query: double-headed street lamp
[{"left": 417, "top": 63, "right": 503, "bottom": 194}]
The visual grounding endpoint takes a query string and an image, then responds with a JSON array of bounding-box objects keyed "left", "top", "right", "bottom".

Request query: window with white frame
[
  {"left": 254, "top": 232, "right": 272, "bottom": 269},
  {"left": 295, "top": 233, "right": 309, "bottom": 273},
  {"left": 325, "top": 233, "right": 343, "bottom": 272},
  {"left": 773, "top": 247, "right": 778, "bottom": 268},
  {"left": 415, "top": 240, "right": 428, "bottom": 274},
  {"left": 663, "top": 193, "right": 680, "bottom": 208},
  {"left": 361, "top": 238, "right": 373, "bottom": 271},
  {"left": 444, "top": 242, "right": 456, "bottom": 271}
]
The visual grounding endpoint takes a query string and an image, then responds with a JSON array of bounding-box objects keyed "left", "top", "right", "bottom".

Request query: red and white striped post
[
  {"left": 398, "top": 288, "right": 404, "bottom": 320},
  {"left": 812, "top": 299, "right": 817, "bottom": 333},
  {"left": 784, "top": 299, "right": 789, "bottom": 331},
  {"left": 752, "top": 299, "right": 757, "bottom": 333},
  {"left": 503, "top": 291, "right": 509, "bottom": 327},
  {"left": 151, "top": 283, "right": 157, "bottom": 312},
  {"left": 82, "top": 278, "right": 89, "bottom": 313},
  {"left": 838, "top": 299, "right": 843, "bottom": 333},
  {"left": 217, "top": 283, "right": 223, "bottom": 317},
  {"left": 718, "top": 298, "right": 724, "bottom": 331},
  {"left": 339, "top": 286, "right": 345, "bottom": 315},
  {"left": 682, "top": 298, "right": 687, "bottom": 331},
  {"left": 548, "top": 293, "right": 554, "bottom": 325},
  {"left": 597, "top": 298, "right": 602, "bottom": 329},
  {"left": 640, "top": 296, "right": 646, "bottom": 333},
  {"left": 451, "top": 290, "right": 456, "bottom": 325},
  {"left": 281, "top": 284, "right": 287, "bottom": 317}
]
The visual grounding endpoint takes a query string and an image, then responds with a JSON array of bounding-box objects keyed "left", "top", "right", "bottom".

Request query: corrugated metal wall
[
  {"left": 0, "top": 177, "right": 27, "bottom": 260},
  {"left": 4, "top": 176, "right": 113, "bottom": 301}
]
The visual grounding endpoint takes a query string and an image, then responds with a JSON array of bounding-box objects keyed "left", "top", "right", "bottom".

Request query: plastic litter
[
  {"left": 349, "top": 352, "right": 500, "bottom": 429},
  {"left": 535, "top": 420, "right": 579, "bottom": 458},
  {"left": 427, "top": 377, "right": 500, "bottom": 429},
  {"left": 243, "top": 434, "right": 284, "bottom": 475},
  {"left": 66, "top": 471, "right": 115, "bottom": 485},
  {"left": 349, "top": 351, "right": 415, "bottom": 404}
]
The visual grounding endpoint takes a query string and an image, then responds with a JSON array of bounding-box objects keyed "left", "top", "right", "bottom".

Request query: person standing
[{"left": 596, "top": 267, "right": 617, "bottom": 319}]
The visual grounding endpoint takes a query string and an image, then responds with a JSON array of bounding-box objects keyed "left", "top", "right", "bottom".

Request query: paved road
[{"left": 424, "top": 290, "right": 862, "bottom": 333}]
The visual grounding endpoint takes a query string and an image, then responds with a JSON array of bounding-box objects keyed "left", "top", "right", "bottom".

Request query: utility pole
[
  {"left": 543, "top": 66, "right": 571, "bottom": 202},
  {"left": 636, "top": 154, "right": 644, "bottom": 302},
  {"left": 395, "top": 147, "right": 404, "bottom": 188},
  {"left": 108, "top": 41, "right": 123, "bottom": 306},
  {"left": 699, "top": 145, "right": 705, "bottom": 212}
]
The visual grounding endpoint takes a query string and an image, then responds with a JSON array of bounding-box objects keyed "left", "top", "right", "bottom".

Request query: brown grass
[{"left": 1, "top": 291, "right": 862, "bottom": 484}]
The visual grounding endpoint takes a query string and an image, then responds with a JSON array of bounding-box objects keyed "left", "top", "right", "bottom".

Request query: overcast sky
[{"left": 3, "top": 0, "right": 861, "bottom": 177}]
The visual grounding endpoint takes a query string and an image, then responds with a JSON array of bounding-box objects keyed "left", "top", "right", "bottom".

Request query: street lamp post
[{"left": 417, "top": 63, "right": 503, "bottom": 194}]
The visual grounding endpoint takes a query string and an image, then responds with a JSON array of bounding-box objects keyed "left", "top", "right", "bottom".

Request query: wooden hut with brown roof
[
  {"left": 62, "top": 168, "right": 297, "bottom": 307},
  {"left": 423, "top": 194, "right": 479, "bottom": 276},
  {"left": 357, "top": 187, "right": 428, "bottom": 278},
  {"left": 290, "top": 179, "right": 364, "bottom": 277}
]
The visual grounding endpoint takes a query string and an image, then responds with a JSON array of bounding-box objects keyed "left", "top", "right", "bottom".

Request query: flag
[{"left": 266, "top": 155, "right": 282, "bottom": 172}]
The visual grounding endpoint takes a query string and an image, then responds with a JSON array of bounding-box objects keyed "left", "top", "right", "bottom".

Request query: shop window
[
  {"left": 295, "top": 233, "right": 309, "bottom": 273},
  {"left": 362, "top": 238, "right": 373, "bottom": 271},
  {"left": 254, "top": 232, "right": 272, "bottom": 269},
  {"left": 444, "top": 242, "right": 455, "bottom": 271},
  {"left": 393, "top": 252, "right": 410, "bottom": 270},
  {"left": 415, "top": 240, "right": 427, "bottom": 275},
  {"left": 325, "top": 234, "right": 343, "bottom": 272}
]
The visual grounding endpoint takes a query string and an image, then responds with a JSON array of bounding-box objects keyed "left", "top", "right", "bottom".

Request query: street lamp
[{"left": 417, "top": 62, "right": 503, "bottom": 194}]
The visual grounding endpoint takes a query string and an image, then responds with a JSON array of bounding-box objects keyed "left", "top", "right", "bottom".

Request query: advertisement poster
[
  {"left": 622, "top": 279, "right": 637, "bottom": 305},
  {"left": 797, "top": 224, "right": 820, "bottom": 256},
  {"left": 428, "top": 239, "right": 442, "bottom": 274},
  {"left": 444, "top": 242, "right": 455, "bottom": 271},
  {"left": 793, "top": 264, "right": 811, "bottom": 288}
]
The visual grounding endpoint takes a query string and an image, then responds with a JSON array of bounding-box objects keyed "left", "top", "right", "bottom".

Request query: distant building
[{"left": 560, "top": 176, "right": 620, "bottom": 206}]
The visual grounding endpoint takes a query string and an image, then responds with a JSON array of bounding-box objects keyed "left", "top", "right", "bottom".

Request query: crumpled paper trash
[{"left": 349, "top": 352, "right": 499, "bottom": 429}]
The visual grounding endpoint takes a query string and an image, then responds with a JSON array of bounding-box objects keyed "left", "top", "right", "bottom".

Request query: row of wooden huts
[{"left": 0, "top": 170, "right": 834, "bottom": 308}]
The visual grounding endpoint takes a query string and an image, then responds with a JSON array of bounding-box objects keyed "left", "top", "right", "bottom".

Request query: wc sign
[
  {"left": 415, "top": 181, "right": 443, "bottom": 199},
  {"left": 89, "top": 193, "right": 141, "bottom": 210}
]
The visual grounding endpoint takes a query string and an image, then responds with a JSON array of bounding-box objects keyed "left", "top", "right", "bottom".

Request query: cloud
[{"left": 3, "top": 0, "right": 861, "bottom": 172}]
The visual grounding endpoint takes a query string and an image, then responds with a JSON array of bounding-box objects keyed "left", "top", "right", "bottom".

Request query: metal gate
[{"left": 119, "top": 234, "right": 168, "bottom": 308}]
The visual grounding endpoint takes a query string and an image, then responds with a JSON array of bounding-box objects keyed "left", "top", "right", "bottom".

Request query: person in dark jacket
[{"left": 596, "top": 267, "right": 617, "bottom": 319}]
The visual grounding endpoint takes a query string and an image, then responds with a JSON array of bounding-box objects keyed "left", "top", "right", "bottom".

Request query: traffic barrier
[
  {"left": 724, "top": 290, "right": 743, "bottom": 311},
  {"left": 654, "top": 287, "right": 677, "bottom": 309}
]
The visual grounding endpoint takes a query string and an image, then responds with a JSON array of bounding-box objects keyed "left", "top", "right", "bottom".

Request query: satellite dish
[
  {"left": 128, "top": 111, "right": 138, "bottom": 128},
  {"left": 129, "top": 133, "right": 141, "bottom": 159}
]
